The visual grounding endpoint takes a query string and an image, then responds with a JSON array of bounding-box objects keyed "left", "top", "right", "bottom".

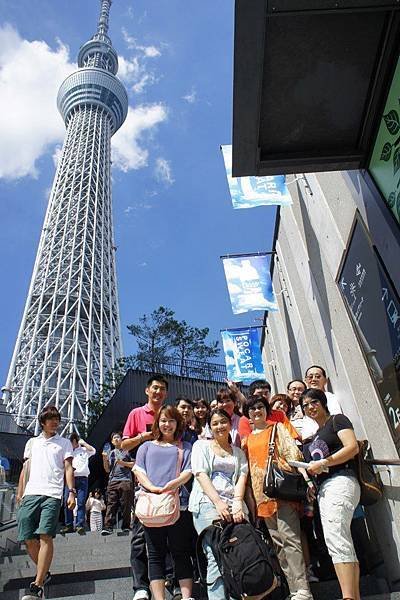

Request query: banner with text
[
  {"left": 221, "top": 327, "right": 265, "bottom": 383},
  {"left": 221, "top": 144, "right": 292, "bottom": 209},
  {"left": 223, "top": 255, "right": 278, "bottom": 314}
]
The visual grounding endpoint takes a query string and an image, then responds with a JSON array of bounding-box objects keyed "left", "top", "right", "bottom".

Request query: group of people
[{"left": 16, "top": 366, "right": 362, "bottom": 600}]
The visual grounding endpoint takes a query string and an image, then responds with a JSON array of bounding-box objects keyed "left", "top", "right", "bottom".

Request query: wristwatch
[{"left": 68, "top": 488, "right": 77, "bottom": 495}]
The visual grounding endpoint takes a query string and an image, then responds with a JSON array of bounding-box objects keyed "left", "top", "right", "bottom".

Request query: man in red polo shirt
[{"left": 121, "top": 374, "right": 168, "bottom": 600}]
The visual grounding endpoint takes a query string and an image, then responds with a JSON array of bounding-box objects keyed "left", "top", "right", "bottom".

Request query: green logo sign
[{"left": 369, "top": 56, "right": 400, "bottom": 225}]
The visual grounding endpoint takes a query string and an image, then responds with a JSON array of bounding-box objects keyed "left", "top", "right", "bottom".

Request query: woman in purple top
[{"left": 133, "top": 406, "right": 194, "bottom": 600}]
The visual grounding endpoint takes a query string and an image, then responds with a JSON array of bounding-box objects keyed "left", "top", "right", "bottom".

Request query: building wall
[{"left": 263, "top": 170, "right": 400, "bottom": 587}]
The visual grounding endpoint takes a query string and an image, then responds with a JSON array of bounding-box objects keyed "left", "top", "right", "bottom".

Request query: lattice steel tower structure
[{"left": 2, "top": 0, "right": 128, "bottom": 434}]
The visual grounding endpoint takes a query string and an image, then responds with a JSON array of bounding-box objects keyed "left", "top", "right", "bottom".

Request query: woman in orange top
[{"left": 243, "top": 394, "right": 313, "bottom": 600}]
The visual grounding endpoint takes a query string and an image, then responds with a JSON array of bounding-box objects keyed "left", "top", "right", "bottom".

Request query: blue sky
[{"left": 0, "top": 0, "right": 276, "bottom": 386}]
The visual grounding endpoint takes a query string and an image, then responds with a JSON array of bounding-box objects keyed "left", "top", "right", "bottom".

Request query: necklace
[
  {"left": 212, "top": 440, "right": 232, "bottom": 457},
  {"left": 318, "top": 415, "right": 331, "bottom": 430}
]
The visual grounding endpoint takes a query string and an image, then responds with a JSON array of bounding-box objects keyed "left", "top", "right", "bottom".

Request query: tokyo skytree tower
[{"left": 2, "top": 0, "right": 128, "bottom": 434}]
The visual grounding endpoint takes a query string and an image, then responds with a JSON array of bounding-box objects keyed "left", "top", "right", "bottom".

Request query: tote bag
[{"left": 135, "top": 444, "right": 183, "bottom": 527}]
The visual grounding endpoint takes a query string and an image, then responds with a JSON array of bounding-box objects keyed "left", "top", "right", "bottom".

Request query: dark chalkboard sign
[{"left": 338, "top": 214, "right": 400, "bottom": 448}]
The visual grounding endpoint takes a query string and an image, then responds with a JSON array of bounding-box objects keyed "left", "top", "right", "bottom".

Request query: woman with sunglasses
[
  {"left": 243, "top": 395, "right": 313, "bottom": 600},
  {"left": 301, "top": 388, "right": 360, "bottom": 600}
]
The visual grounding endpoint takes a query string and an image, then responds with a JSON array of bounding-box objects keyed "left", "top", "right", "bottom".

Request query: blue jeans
[
  {"left": 64, "top": 476, "right": 88, "bottom": 528},
  {"left": 192, "top": 503, "right": 225, "bottom": 600}
]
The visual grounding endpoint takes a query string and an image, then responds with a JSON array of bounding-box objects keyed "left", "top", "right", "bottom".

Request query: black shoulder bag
[{"left": 264, "top": 424, "right": 307, "bottom": 502}]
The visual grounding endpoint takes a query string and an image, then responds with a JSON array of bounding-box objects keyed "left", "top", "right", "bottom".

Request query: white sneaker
[
  {"left": 132, "top": 590, "right": 150, "bottom": 600},
  {"left": 292, "top": 590, "right": 313, "bottom": 600}
]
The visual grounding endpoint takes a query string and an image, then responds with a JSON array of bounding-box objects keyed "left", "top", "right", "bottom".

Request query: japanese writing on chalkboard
[{"left": 338, "top": 216, "right": 400, "bottom": 447}]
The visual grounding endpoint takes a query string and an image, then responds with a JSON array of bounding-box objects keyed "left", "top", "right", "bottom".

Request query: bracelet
[
  {"left": 304, "top": 478, "right": 312, "bottom": 483},
  {"left": 139, "top": 433, "right": 143, "bottom": 441}
]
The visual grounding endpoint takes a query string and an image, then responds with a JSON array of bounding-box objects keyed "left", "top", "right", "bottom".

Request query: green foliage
[
  {"left": 127, "top": 306, "right": 176, "bottom": 371},
  {"left": 127, "top": 306, "right": 220, "bottom": 373},
  {"left": 86, "top": 307, "right": 220, "bottom": 433}
]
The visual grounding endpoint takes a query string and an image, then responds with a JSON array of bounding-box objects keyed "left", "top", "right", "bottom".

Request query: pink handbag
[{"left": 135, "top": 445, "right": 184, "bottom": 527}]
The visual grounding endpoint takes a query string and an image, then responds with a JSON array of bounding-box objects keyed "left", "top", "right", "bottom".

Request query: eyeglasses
[
  {"left": 248, "top": 403, "right": 266, "bottom": 413},
  {"left": 305, "top": 373, "right": 323, "bottom": 380},
  {"left": 302, "top": 399, "right": 320, "bottom": 409}
]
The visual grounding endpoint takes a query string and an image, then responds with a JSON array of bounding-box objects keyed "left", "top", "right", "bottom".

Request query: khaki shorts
[{"left": 17, "top": 495, "right": 61, "bottom": 541}]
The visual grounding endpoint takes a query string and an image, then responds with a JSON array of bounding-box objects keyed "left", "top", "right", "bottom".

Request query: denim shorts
[{"left": 318, "top": 473, "right": 360, "bottom": 564}]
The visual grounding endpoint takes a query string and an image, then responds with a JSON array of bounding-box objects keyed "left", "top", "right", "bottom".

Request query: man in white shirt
[
  {"left": 301, "top": 365, "right": 343, "bottom": 441},
  {"left": 60, "top": 433, "right": 95, "bottom": 535},
  {"left": 17, "top": 405, "right": 75, "bottom": 600}
]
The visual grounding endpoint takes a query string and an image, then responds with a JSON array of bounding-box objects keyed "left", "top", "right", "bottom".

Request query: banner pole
[
  {"left": 220, "top": 326, "right": 267, "bottom": 332},
  {"left": 220, "top": 251, "right": 276, "bottom": 259}
]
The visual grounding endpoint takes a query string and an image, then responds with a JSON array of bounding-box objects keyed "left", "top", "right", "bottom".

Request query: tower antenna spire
[{"left": 97, "top": 0, "right": 112, "bottom": 39}]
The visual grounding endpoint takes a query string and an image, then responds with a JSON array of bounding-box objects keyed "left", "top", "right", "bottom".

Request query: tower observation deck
[{"left": 2, "top": 0, "right": 128, "bottom": 434}]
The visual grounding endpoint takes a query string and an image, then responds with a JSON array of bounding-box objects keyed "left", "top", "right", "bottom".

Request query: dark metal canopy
[{"left": 232, "top": 1, "right": 400, "bottom": 176}]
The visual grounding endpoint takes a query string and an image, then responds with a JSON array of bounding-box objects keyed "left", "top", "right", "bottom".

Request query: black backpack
[{"left": 196, "top": 520, "right": 289, "bottom": 600}]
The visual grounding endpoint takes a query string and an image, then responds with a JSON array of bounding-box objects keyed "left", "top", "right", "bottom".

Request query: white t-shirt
[
  {"left": 302, "top": 392, "right": 342, "bottom": 440},
  {"left": 72, "top": 445, "right": 95, "bottom": 477},
  {"left": 86, "top": 497, "right": 105, "bottom": 513},
  {"left": 23, "top": 433, "right": 73, "bottom": 499}
]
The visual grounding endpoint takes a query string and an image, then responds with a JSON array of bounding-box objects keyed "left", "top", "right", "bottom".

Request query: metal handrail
[{"left": 367, "top": 459, "right": 400, "bottom": 466}]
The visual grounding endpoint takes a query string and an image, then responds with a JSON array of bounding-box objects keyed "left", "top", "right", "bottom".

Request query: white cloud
[
  {"left": 124, "top": 203, "right": 152, "bottom": 214},
  {"left": 122, "top": 28, "right": 161, "bottom": 57},
  {"left": 0, "top": 24, "right": 167, "bottom": 181},
  {"left": 118, "top": 54, "right": 158, "bottom": 94},
  {"left": 182, "top": 88, "right": 197, "bottom": 104},
  {"left": 52, "top": 144, "right": 63, "bottom": 169},
  {"left": 155, "top": 157, "right": 174, "bottom": 186},
  {"left": 143, "top": 46, "right": 161, "bottom": 58},
  {"left": 119, "top": 28, "right": 161, "bottom": 94},
  {"left": 118, "top": 55, "right": 141, "bottom": 81},
  {"left": 112, "top": 104, "right": 168, "bottom": 172},
  {"left": 0, "top": 24, "right": 75, "bottom": 180}
]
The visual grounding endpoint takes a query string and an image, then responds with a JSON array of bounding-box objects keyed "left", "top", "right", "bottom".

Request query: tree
[
  {"left": 86, "top": 307, "right": 220, "bottom": 433},
  {"left": 169, "top": 320, "right": 220, "bottom": 376},
  {"left": 127, "top": 306, "right": 220, "bottom": 375},
  {"left": 85, "top": 357, "right": 131, "bottom": 434},
  {"left": 127, "top": 306, "right": 176, "bottom": 371}
]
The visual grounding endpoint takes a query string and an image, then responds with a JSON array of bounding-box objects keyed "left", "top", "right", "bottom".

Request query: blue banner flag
[
  {"left": 221, "top": 145, "right": 292, "bottom": 209},
  {"left": 221, "top": 328, "right": 265, "bottom": 383},
  {"left": 223, "top": 255, "right": 278, "bottom": 314}
]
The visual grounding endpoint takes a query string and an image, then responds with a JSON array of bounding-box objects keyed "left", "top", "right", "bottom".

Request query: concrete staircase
[
  {"left": 0, "top": 525, "right": 396, "bottom": 600},
  {"left": 1, "top": 529, "right": 133, "bottom": 600}
]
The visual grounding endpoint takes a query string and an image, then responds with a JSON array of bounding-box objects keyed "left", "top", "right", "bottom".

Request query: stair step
[
  {"left": 1, "top": 566, "right": 131, "bottom": 590},
  {"left": 1, "top": 577, "right": 205, "bottom": 600},
  {"left": 2, "top": 551, "right": 130, "bottom": 570}
]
